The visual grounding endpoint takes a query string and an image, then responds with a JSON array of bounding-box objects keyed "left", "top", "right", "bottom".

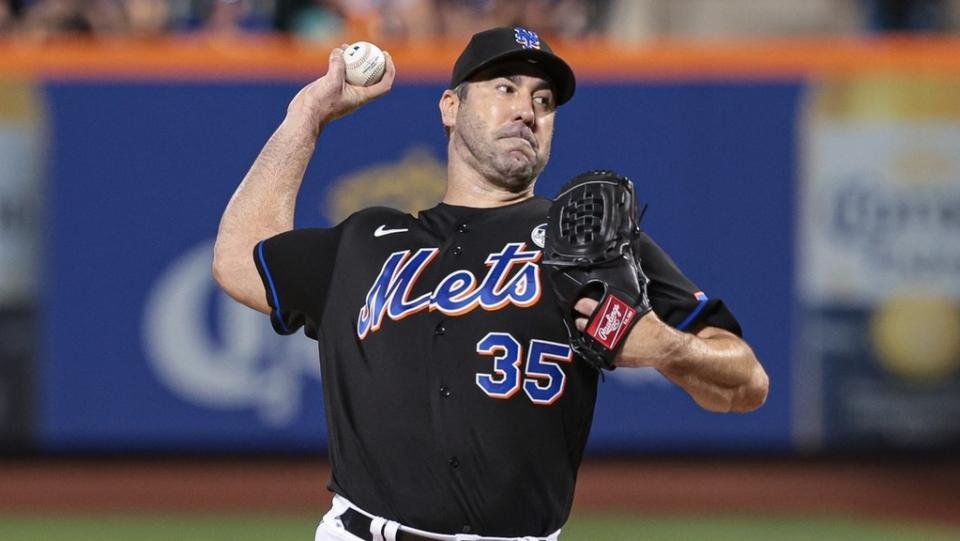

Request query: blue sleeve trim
[
  {"left": 256, "top": 240, "right": 291, "bottom": 334},
  {"left": 676, "top": 293, "right": 709, "bottom": 331}
]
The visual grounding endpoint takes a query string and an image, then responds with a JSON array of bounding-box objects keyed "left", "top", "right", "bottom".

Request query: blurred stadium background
[{"left": 1, "top": 0, "right": 960, "bottom": 539}]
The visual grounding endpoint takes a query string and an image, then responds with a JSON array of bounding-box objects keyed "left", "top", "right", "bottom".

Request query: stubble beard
[{"left": 454, "top": 108, "right": 549, "bottom": 193}]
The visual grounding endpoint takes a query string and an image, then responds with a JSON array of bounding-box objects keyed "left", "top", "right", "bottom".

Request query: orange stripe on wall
[{"left": 2, "top": 36, "right": 960, "bottom": 80}]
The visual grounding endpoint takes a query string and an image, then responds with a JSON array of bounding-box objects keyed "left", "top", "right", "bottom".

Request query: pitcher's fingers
[
  {"left": 326, "top": 47, "right": 346, "bottom": 85},
  {"left": 365, "top": 51, "right": 396, "bottom": 95},
  {"left": 574, "top": 298, "right": 598, "bottom": 317}
]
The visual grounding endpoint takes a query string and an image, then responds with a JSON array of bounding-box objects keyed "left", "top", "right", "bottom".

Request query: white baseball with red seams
[{"left": 343, "top": 41, "right": 386, "bottom": 87}]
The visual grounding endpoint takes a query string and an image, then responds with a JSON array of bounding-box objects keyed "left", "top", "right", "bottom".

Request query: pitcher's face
[{"left": 447, "top": 63, "right": 556, "bottom": 192}]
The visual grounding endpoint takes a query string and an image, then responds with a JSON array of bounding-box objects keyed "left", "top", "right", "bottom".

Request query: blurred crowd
[{"left": 0, "top": 0, "right": 958, "bottom": 41}]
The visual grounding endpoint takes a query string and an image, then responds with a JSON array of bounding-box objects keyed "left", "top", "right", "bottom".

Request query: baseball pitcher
[{"left": 213, "top": 26, "right": 769, "bottom": 541}]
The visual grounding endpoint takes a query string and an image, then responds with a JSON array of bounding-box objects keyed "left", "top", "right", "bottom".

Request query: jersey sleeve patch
[
  {"left": 675, "top": 291, "right": 709, "bottom": 331},
  {"left": 665, "top": 291, "right": 742, "bottom": 336}
]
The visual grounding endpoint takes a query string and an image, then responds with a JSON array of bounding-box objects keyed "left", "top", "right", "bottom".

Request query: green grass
[
  {"left": 562, "top": 514, "right": 960, "bottom": 541},
  {"left": 0, "top": 512, "right": 957, "bottom": 541}
]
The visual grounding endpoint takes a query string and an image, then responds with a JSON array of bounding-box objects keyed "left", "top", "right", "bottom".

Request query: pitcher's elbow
[
  {"left": 211, "top": 250, "right": 229, "bottom": 291},
  {"left": 211, "top": 249, "right": 243, "bottom": 300},
  {"left": 733, "top": 367, "right": 769, "bottom": 413}
]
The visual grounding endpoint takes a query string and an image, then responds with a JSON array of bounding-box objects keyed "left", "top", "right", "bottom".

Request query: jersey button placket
[{"left": 442, "top": 229, "right": 465, "bottom": 477}]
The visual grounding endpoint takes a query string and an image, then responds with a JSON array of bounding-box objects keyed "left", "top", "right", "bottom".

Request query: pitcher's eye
[{"left": 534, "top": 94, "right": 555, "bottom": 110}]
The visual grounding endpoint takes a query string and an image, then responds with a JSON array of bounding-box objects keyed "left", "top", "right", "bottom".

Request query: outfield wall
[{"left": 1, "top": 38, "right": 958, "bottom": 454}]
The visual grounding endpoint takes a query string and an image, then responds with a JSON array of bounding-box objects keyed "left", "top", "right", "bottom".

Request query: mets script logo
[
  {"left": 357, "top": 242, "right": 542, "bottom": 339},
  {"left": 514, "top": 27, "right": 541, "bottom": 50}
]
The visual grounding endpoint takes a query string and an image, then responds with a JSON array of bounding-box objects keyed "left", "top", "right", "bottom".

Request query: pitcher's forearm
[
  {"left": 229, "top": 117, "right": 320, "bottom": 232},
  {"left": 653, "top": 328, "right": 768, "bottom": 413},
  {"left": 212, "top": 117, "right": 321, "bottom": 311},
  {"left": 612, "top": 315, "right": 768, "bottom": 413}
]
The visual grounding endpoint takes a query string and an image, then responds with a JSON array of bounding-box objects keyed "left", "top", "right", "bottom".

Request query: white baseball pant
[{"left": 314, "top": 494, "right": 561, "bottom": 541}]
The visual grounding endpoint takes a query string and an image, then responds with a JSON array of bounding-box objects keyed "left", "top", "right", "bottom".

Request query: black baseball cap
[{"left": 449, "top": 27, "right": 576, "bottom": 106}]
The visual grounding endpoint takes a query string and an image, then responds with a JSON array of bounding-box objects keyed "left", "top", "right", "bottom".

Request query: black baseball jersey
[{"left": 253, "top": 197, "right": 740, "bottom": 537}]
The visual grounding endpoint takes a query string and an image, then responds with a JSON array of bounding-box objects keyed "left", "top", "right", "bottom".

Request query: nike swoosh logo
[{"left": 374, "top": 225, "right": 408, "bottom": 237}]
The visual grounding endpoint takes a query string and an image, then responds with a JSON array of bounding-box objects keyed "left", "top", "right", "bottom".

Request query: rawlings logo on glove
[
  {"left": 542, "top": 170, "right": 652, "bottom": 370},
  {"left": 589, "top": 295, "right": 637, "bottom": 348}
]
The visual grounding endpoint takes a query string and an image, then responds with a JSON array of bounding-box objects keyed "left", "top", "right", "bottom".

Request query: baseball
[{"left": 343, "top": 41, "right": 386, "bottom": 87}]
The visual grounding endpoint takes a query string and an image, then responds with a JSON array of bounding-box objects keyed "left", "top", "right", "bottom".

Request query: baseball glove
[{"left": 542, "top": 170, "right": 652, "bottom": 370}]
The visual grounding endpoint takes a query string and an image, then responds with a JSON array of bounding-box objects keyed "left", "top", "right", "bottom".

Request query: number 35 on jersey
[{"left": 475, "top": 333, "right": 572, "bottom": 406}]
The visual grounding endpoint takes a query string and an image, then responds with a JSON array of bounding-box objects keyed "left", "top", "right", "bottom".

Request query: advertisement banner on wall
[
  {"left": 0, "top": 80, "right": 43, "bottom": 448},
  {"left": 795, "top": 75, "right": 960, "bottom": 450},
  {"left": 0, "top": 80, "right": 43, "bottom": 305}
]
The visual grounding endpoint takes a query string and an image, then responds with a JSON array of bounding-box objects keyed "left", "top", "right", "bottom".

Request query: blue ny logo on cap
[{"left": 514, "top": 27, "right": 541, "bottom": 50}]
